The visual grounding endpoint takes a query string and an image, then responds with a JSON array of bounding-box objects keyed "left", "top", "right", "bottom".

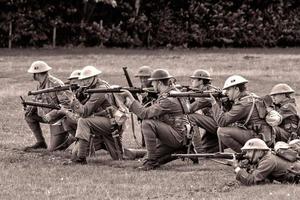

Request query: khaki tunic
[
  {"left": 129, "top": 87, "right": 189, "bottom": 161},
  {"left": 236, "top": 151, "right": 300, "bottom": 185},
  {"left": 212, "top": 91, "right": 272, "bottom": 144},
  {"left": 273, "top": 98, "right": 299, "bottom": 142}
]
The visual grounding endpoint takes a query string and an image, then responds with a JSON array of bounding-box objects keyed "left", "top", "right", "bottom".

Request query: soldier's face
[
  {"left": 151, "top": 80, "right": 159, "bottom": 92},
  {"left": 191, "top": 79, "right": 203, "bottom": 88},
  {"left": 225, "top": 86, "right": 239, "bottom": 101},
  {"left": 271, "top": 94, "right": 285, "bottom": 105},
  {"left": 81, "top": 76, "right": 95, "bottom": 87},
  {"left": 245, "top": 150, "right": 263, "bottom": 163},
  {"left": 139, "top": 76, "right": 151, "bottom": 88}
]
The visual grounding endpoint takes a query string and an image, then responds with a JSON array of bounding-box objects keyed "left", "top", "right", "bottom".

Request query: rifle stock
[{"left": 28, "top": 84, "right": 80, "bottom": 96}]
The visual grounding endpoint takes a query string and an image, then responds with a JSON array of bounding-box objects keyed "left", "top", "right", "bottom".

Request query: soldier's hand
[
  {"left": 120, "top": 89, "right": 135, "bottom": 101},
  {"left": 209, "top": 93, "right": 217, "bottom": 105}
]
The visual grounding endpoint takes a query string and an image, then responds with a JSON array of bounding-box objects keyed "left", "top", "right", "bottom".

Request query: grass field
[{"left": 0, "top": 48, "right": 300, "bottom": 200}]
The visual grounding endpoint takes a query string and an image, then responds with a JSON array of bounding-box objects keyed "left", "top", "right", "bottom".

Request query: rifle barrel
[
  {"left": 171, "top": 153, "right": 235, "bottom": 159},
  {"left": 22, "top": 101, "right": 61, "bottom": 110},
  {"left": 168, "top": 92, "right": 225, "bottom": 98},
  {"left": 28, "top": 84, "right": 79, "bottom": 96},
  {"left": 85, "top": 87, "right": 144, "bottom": 94}
]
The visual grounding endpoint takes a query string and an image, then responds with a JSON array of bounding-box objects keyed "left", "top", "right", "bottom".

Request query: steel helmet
[
  {"left": 223, "top": 75, "right": 248, "bottom": 90},
  {"left": 78, "top": 66, "right": 102, "bottom": 80},
  {"left": 135, "top": 66, "right": 152, "bottom": 77},
  {"left": 270, "top": 83, "right": 295, "bottom": 95},
  {"left": 274, "top": 141, "right": 290, "bottom": 152},
  {"left": 190, "top": 69, "right": 211, "bottom": 80},
  {"left": 265, "top": 110, "right": 282, "bottom": 127},
  {"left": 148, "top": 69, "right": 173, "bottom": 81},
  {"left": 241, "top": 138, "right": 270, "bottom": 151},
  {"left": 27, "top": 61, "right": 52, "bottom": 73},
  {"left": 68, "top": 70, "right": 81, "bottom": 80}
]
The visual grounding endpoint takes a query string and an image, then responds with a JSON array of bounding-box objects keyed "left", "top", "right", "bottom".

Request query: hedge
[{"left": 0, "top": 0, "right": 299, "bottom": 48}]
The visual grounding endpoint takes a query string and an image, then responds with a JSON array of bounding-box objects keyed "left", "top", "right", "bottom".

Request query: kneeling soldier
[
  {"left": 211, "top": 75, "right": 273, "bottom": 153},
  {"left": 233, "top": 138, "right": 300, "bottom": 185},
  {"left": 24, "top": 61, "right": 68, "bottom": 151},
  {"left": 120, "top": 69, "right": 190, "bottom": 170},
  {"left": 68, "top": 65, "right": 124, "bottom": 164}
]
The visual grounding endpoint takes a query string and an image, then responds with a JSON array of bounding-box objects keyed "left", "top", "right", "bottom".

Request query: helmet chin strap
[
  {"left": 87, "top": 76, "right": 97, "bottom": 88},
  {"left": 250, "top": 150, "right": 257, "bottom": 163}
]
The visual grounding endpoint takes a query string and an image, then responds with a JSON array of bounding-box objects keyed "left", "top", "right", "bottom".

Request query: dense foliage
[{"left": 0, "top": 0, "right": 299, "bottom": 48}]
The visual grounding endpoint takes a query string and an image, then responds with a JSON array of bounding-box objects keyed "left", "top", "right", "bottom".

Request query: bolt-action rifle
[
  {"left": 172, "top": 152, "right": 245, "bottom": 161},
  {"left": 28, "top": 84, "right": 80, "bottom": 96},
  {"left": 84, "top": 86, "right": 155, "bottom": 94},
  {"left": 20, "top": 96, "right": 61, "bottom": 110},
  {"left": 167, "top": 91, "right": 226, "bottom": 98}
]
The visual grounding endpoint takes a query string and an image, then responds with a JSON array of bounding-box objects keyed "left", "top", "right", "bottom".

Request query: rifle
[
  {"left": 85, "top": 86, "right": 148, "bottom": 94},
  {"left": 28, "top": 84, "right": 80, "bottom": 96},
  {"left": 122, "top": 67, "right": 139, "bottom": 100},
  {"left": 107, "top": 107, "right": 123, "bottom": 160},
  {"left": 20, "top": 96, "right": 61, "bottom": 110},
  {"left": 171, "top": 152, "right": 245, "bottom": 161},
  {"left": 167, "top": 91, "right": 226, "bottom": 98}
]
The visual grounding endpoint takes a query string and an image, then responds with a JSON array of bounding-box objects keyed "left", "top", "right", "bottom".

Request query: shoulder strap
[{"left": 242, "top": 95, "right": 256, "bottom": 127}]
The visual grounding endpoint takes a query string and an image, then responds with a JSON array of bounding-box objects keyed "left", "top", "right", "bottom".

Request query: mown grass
[{"left": 0, "top": 48, "right": 300, "bottom": 200}]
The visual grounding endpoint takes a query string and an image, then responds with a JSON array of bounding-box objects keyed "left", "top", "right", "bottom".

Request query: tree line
[{"left": 0, "top": 0, "right": 299, "bottom": 48}]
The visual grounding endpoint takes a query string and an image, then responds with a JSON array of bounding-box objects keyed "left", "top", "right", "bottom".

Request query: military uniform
[
  {"left": 189, "top": 84, "right": 220, "bottom": 153},
  {"left": 236, "top": 151, "right": 300, "bottom": 185},
  {"left": 71, "top": 79, "right": 121, "bottom": 160},
  {"left": 25, "top": 74, "right": 68, "bottom": 151},
  {"left": 128, "top": 86, "right": 189, "bottom": 166},
  {"left": 212, "top": 91, "right": 272, "bottom": 152},
  {"left": 272, "top": 98, "right": 299, "bottom": 142}
]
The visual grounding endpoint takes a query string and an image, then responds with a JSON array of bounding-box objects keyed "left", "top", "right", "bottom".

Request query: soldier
[
  {"left": 135, "top": 66, "right": 152, "bottom": 89},
  {"left": 233, "top": 138, "right": 300, "bottom": 185},
  {"left": 133, "top": 66, "right": 157, "bottom": 148},
  {"left": 68, "top": 65, "right": 125, "bottom": 164},
  {"left": 24, "top": 61, "right": 69, "bottom": 151},
  {"left": 188, "top": 69, "right": 221, "bottom": 153},
  {"left": 210, "top": 75, "right": 272, "bottom": 153},
  {"left": 269, "top": 83, "right": 299, "bottom": 142},
  {"left": 67, "top": 69, "right": 81, "bottom": 85},
  {"left": 119, "top": 69, "right": 190, "bottom": 170}
]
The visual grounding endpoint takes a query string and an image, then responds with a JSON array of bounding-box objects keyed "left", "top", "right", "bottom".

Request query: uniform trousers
[
  {"left": 25, "top": 112, "right": 68, "bottom": 151},
  {"left": 217, "top": 127, "right": 256, "bottom": 153},
  {"left": 189, "top": 113, "right": 219, "bottom": 153},
  {"left": 141, "top": 119, "right": 184, "bottom": 162},
  {"left": 75, "top": 116, "right": 120, "bottom": 160}
]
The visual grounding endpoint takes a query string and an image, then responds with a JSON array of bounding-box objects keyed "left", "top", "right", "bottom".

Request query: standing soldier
[
  {"left": 188, "top": 69, "right": 221, "bottom": 153},
  {"left": 68, "top": 65, "right": 125, "bottom": 164},
  {"left": 233, "top": 138, "right": 300, "bottom": 185},
  {"left": 120, "top": 69, "right": 190, "bottom": 170},
  {"left": 24, "top": 61, "right": 69, "bottom": 151},
  {"left": 268, "top": 83, "right": 299, "bottom": 142},
  {"left": 211, "top": 75, "right": 273, "bottom": 153}
]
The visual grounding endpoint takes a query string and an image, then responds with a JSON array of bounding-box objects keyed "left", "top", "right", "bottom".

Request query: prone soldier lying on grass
[{"left": 232, "top": 138, "right": 300, "bottom": 185}]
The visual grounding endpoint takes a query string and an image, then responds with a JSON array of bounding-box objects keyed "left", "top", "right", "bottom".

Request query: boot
[
  {"left": 138, "top": 159, "right": 159, "bottom": 171},
  {"left": 63, "top": 157, "right": 87, "bottom": 165},
  {"left": 23, "top": 141, "right": 47, "bottom": 151}
]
